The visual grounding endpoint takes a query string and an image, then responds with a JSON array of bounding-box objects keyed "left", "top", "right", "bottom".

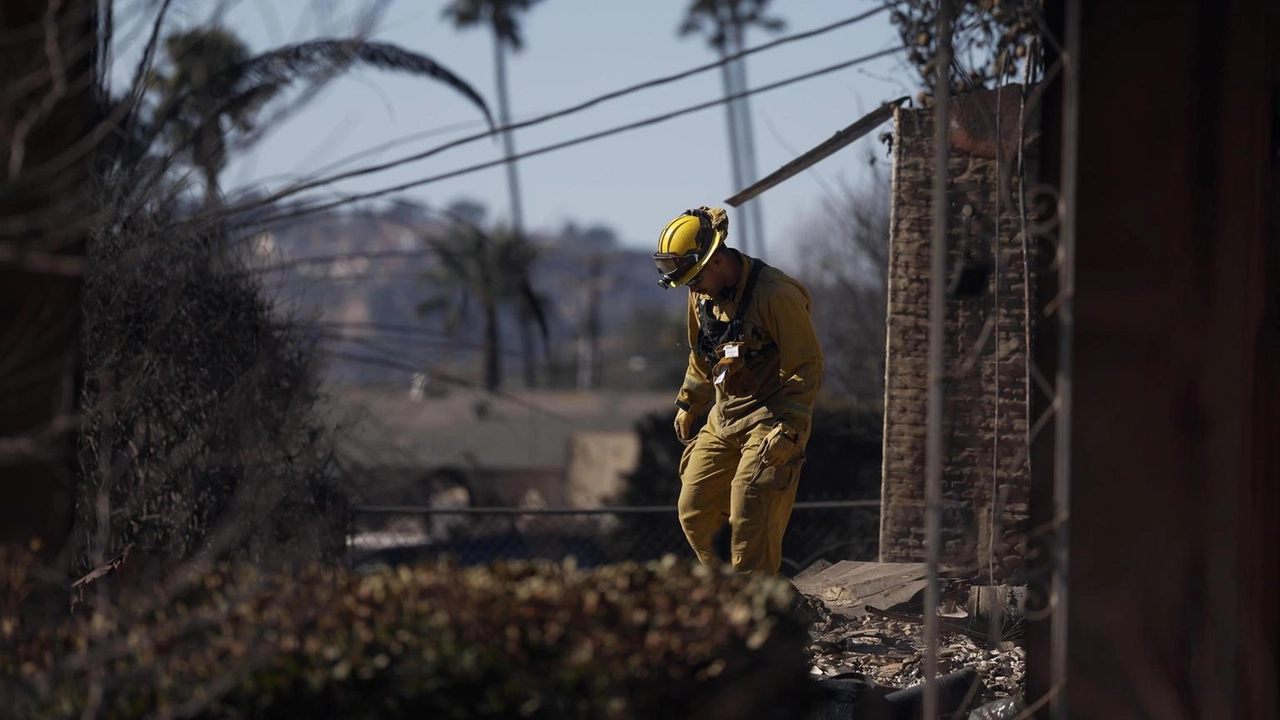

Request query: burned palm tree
[
  {"left": 441, "top": 1, "right": 542, "bottom": 247},
  {"left": 442, "top": 1, "right": 549, "bottom": 385},
  {"left": 146, "top": 26, "right": 494, "bottom": 206},
  {"left": 418, "top": 216, "right": 547, "bottom": 391},
  {"left": 678, "top": 0, "right": 784, "bottom": 256}
]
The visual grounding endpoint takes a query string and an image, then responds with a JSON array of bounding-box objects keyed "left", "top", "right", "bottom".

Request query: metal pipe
[
  {"left": 924, "top": 1, "right": 955, "bottom": 718},
  {"left": 1051, "top": 0, "right": 1080, "bottom": 716}
]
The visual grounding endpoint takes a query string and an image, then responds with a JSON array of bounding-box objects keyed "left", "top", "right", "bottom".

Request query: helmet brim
[{"left": 661, "top": 229, "right": 724, "bottom": 288}]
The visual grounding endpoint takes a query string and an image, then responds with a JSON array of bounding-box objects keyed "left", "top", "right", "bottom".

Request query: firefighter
[{"left": 653, "top": 206, "right": 823, "bottom": 575}]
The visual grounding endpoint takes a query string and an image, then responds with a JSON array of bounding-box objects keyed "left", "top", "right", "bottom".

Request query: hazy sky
[{"left": 112, "top": 0, "right": 916, "bottom": 266}]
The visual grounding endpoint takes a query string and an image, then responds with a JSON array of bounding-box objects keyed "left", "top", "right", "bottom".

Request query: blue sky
[{"left": 112, "top": 0, "right": 916, "bottom": 265}]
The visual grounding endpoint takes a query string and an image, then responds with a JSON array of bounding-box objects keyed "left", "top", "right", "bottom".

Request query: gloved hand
[
  {"left": 674, "top": 408, "right": 696, "bottom": 445},
  {"left": 759, "top": 423, "right": 799, "bottom": 467}
]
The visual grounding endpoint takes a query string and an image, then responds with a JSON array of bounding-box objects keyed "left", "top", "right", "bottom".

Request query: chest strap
[{"left": 695, "top": 257, "right": 768, "bottom": 368}]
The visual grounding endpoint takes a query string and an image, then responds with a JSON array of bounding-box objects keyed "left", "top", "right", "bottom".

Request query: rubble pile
[
  {"left": 803, "top": 604, "right": 1025, "bottom": 698},
  {"left": 789, "top": 561, "right": 1026, "bottom": 708}
]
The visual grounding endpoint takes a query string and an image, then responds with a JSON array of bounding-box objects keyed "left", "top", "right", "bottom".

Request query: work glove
[
  {"left": 674, "top": 408, "right": 696, "bottom": 445},
  {"left": 759, "top": 423, "right": 799, "bottom": 467}
]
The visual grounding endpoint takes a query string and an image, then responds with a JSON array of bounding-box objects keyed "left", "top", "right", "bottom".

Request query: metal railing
[{"left": 346, "top": 500, "right": 880, "bottom": 577}]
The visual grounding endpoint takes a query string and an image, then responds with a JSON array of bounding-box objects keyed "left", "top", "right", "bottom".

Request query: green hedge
[{"left": 2, "top": 552, "right": 817, "bottom": 719}]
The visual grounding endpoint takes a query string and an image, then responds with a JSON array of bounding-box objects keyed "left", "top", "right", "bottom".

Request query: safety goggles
[{"left": 653, "top": 251, "right": 701, "bottom": 287}]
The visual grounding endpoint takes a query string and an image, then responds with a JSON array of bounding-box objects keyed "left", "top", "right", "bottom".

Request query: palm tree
[
  {"left": 443, "top": 0, "right": 546, "bottom": 386},
  {"left": 148, "top": 28, "right": 250, "bottom": 206},
  {"left": 441, "top": 0, "right": 543, "bottom": 264},
  {"left": 147, "top": 26, "right": 494, "bottom": 206},
  {"left": 679, "top": 0, "right": 784, "bottom": 256},
  {"left": 418, "top": 216, "right": 547, "bottom": 391}
]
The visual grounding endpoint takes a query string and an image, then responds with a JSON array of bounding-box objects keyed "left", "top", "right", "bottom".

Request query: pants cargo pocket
[
  {"left": 750, "top": 455, "right": 805, "bottom": 493},
  {"left": 679, "top": 436, "right": 697, "bottom": 479}
]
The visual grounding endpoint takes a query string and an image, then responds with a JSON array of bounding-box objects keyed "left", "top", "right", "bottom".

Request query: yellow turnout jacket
[{"left": 675, "top": 252, "right": 823, "bottom": 438}]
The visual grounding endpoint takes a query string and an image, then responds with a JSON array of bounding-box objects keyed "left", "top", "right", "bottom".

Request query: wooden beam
[{"left": 724, "top": 96, "right": 907, "bottom": 208}]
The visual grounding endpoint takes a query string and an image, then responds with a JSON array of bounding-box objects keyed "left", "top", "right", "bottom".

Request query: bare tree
[
  {"left": 796, "top": 155, "right": 892, "bottom": 410},
  {"left": 890, "top": 0, "right": 1041, "bottom": 99}
]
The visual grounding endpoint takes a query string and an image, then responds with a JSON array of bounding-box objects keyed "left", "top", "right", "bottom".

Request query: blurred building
[{"left": 328, "top": 386, "right": 673, "bottom": 509}]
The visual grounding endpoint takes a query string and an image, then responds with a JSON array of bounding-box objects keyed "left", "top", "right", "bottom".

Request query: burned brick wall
[{"left": 878, "top": 85, "right": 1039, "bottom": 582}]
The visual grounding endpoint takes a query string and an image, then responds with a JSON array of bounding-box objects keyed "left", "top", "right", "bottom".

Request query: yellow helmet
[{"left": 653, "top": 206, "right": 728, "bottom": 288}]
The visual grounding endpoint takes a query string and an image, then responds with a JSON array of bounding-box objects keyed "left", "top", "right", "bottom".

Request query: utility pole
[
  {"left": 577, "top": 254, "right": 603, "bottom": 390},
  {"left": 494, "top": 37, "right": 525, "bottom": 242},
  {"left": 718, "top": 43, "right": 751, "bottom": 255},
  {"left": 728, "top": 15, "right": 767, "bottom": 258}
]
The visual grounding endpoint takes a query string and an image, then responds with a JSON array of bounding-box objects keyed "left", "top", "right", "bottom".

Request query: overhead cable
[
  {"left": 231, "top": 44, "right": 907, "bottom": 229},
  {"left": 208, "top": 5, "right": 900, "bottom": 222},
  {"left": 324, "top": 349, "right": 572, "bottom": 423}
]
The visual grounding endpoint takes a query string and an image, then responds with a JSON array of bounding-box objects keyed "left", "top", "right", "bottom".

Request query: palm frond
[
  {"left": 442, "top": 0, "right": 544, "bottom": 49},
  {"left": 234, "top": 39, "right": 494, "bottom": 131},
  {"left": 142, "top": 36, "right": 494, "bottom": 178},
  {"left": 679, "top": 0, "right": 785, "bottom": 48}
]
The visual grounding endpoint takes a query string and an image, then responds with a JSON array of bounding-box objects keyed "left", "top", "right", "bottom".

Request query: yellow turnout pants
[{"left": 677, "top": 421, "right": 805, "bottom": 575}]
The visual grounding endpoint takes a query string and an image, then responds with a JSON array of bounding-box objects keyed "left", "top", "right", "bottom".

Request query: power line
[
  {"left": 230, "top": 44, "right": 908, "bottom": 230},
  {"left": 319, "top": 329, "right": 457, "bottom": 349},
  {"left": 268, "top": 270, "right": 427, "bottom": 283},
  {"left": 316, "top": 320, "right": 464, "bottom": 337},
  {"left": 316, "top": 325, "right": 525, "bottom": 357},
  {"left": 323, "top": 349, "right": 572, "bottom": 423},
  {"left": 325, "top": 331, "right": 531, "bottom": 374},
  {"left": 200, "top": 5, "right": 900, "bottom": 223},
  {"left": 252, "top": 248, "right": 438, "bottom": 274},
  {"left": 237, "top": 113, "right": 507, "bottom": 192}
]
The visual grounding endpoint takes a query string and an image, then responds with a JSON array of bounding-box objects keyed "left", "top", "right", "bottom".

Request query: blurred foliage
[
  {"left": 890, "top": 0, "right": 1042, "bottom": 100},
  {"left": 73, "top": 196, "right": 350, "bottom": 576},
  {"left": 417, "top": 219, "right": 548, "bottom": 390},
  {"left": 442, "top": 0, "right": 546, "bottom": 51},
  {"left": 797, "top": 153, "right": 891, "bottom": 412},
  {"left": 678, "top": 0, "right": 785, "bottom": 51},
  {"left": 606, "top": 307, "right": 689, "bottom": 392},
  {"left": 2, "top": 549, "right": 816, "bottom": 719}
]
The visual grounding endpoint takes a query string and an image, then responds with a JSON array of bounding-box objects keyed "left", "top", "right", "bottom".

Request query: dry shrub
[
  {"left": 72, "top": 199, "right": 350, "bottom": 575},
  {"left": 3, "top": 552, "right": 816, "bottom": 719}
]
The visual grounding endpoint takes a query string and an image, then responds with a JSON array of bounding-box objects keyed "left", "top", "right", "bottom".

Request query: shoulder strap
[
  {"left": 735, "top": 257, "right": 767, "bottom": 322},
  {"left": 694, "top": 256, "right": 769, "bottom": 368}
]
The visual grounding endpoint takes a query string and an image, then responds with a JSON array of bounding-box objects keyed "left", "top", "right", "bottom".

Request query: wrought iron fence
[{"left": 346, "top": 501, "right": 880, "bottom": 577}]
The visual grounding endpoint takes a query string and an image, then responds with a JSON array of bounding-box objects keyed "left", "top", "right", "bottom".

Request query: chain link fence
[{"left": 346, "top": 501, "right": 880, "bottom": 577}]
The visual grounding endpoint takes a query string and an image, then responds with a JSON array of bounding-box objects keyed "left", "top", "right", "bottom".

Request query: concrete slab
[{"left": 792, "top": 560, "right": 931, "bottom": 618}]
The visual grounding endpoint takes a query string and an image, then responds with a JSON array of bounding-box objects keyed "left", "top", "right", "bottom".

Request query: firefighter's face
[{"left": 691, "top": 252, "right": 737, "bottom": 297}]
